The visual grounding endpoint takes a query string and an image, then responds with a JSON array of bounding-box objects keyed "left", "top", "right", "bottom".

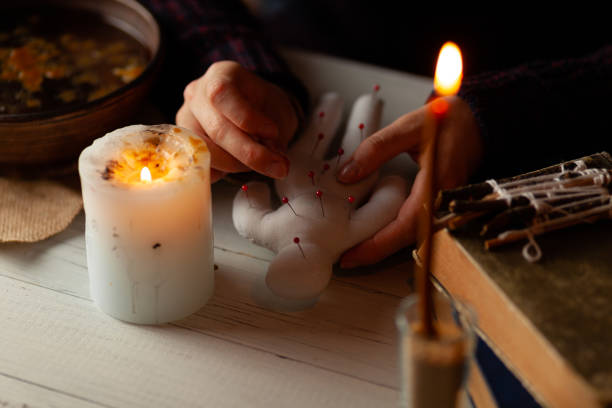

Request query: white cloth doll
[{"left": 233, "top": 92, "right": 407, "bottom": 299}]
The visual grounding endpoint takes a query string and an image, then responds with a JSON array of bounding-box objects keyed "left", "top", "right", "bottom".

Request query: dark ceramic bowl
[{"left": 0, "top": 0, "right": 161, "bottom": 165}]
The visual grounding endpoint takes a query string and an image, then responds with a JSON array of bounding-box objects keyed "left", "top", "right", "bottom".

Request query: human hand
[
  {"left": 176, "top": 61, "right": 299, "bottom": 182},
  {"left": 336, "top": 96, "right": 483, "bottom": 268}
]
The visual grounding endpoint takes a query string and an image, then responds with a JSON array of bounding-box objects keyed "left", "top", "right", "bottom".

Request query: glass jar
[{"left": 396, "top": 292, "right": 477, "bottom": 408}]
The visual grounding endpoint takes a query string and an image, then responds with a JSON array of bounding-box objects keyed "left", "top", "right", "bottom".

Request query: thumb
[
  {"left": 336, "top": 105, "right": 426, "bottom": 183},
  {"left": 183, "top": 80, "right": 198, "bottom": 101}
]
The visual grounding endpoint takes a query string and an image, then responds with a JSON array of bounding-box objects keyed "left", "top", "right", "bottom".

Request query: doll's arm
[
  {"left": 232, "top": 181, "right": 284, "bottom": 252},
  {"left": 345, "top": 175, "right": 408, "bottom": 249}
]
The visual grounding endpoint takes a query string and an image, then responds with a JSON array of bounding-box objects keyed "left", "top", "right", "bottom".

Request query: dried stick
[
  {"left": 435, "top": 153, "right": 611, "bottom": 212},
  {"left": 481, "top": 207, "right": 536, "bottom": 237},
  {"left": 485, "top": 201, "right": 612, "bottom": 249},
  {"left": 481, "top": 192, "right": 610, "bottom": 236}
]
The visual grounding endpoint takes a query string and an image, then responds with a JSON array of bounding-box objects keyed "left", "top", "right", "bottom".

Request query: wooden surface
[{"left": 0, "top": 50, "right": 433, "bottom": 407}]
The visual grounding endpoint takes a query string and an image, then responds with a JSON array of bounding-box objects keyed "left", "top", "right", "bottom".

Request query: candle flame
[
  {"left": 434, "top": 42, "right": 463, "bottom": 96},
  {"left": 140, "top": 166, "right": 152, "bottom": 183}
]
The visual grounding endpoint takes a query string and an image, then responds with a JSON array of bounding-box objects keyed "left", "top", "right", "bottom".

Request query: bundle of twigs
[{"left": 435, "top": 153, "right": 612, "bottom": 262}]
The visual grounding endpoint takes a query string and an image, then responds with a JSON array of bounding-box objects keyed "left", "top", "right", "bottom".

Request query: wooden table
[{"left": 0, "top": 50, "right": 435, "bottom": 407}]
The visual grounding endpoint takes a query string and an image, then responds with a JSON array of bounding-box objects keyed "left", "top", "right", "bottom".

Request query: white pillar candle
[{"left": 78, "top": 124, "right": 213, "bottom": 324}]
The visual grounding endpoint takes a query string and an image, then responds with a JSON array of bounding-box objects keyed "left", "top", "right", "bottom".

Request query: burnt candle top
[{"left": 78, "top": 124, "right": 210, "bottom": 191}]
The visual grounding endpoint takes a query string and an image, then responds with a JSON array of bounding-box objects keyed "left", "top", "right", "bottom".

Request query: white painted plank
[
  {"left": 0, "top": 165, "right": 414, "bottom": 386},
  {"left": 0, "top": 219, "right": 407, "bottom": 389},
  {"left": 0, "top": 275, "right": 396, "bottom": 408},
  {"left": 0, "top": 214, "right": 89, "bottom": 299},
  {"left": 0, "top": 374, "right": 107, "bottom": 408},
  {"left": 0, "top": 175, "right": 411, "bottom": 389},
  {"left": 186, "top": 248, "right": 404, "bottom": 388}
]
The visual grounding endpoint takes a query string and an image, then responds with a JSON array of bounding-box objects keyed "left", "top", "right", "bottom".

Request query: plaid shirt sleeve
[
  {"left": 138, "top": 0, "right": 308, "bottom": 116},
  {"left": 457, "top": 45, "right": 612, "bottom": 179}
]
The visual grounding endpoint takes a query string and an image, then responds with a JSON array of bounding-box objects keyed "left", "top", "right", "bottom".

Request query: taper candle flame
[
  {"left": 434, "top": 42, "right": 463, "bottom": 96},
  {"left": 140, "top": 166, "right": 152, "bottom": 183}
]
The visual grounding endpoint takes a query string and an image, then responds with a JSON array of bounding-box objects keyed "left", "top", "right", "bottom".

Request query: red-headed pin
[
  {"left": 335, "top": 147, "right": 345, "bottom": 171},
  {"left": 346, "top": 195, "right": 355, "bottom": 219},
  {"left": 321, "top": 163, "right": 330, "bottom": 176},
  {"left": 307, "top": 170, "right": 315, "bottom": 185},
  {"left": 373, "top": 84, "right": 380, "bottom": 95},
  {"left": 315, "top": 189, "right": 325, "bottom": 217},
  {"left": 241, "top": 184, "right": 252, "bottom": 207},
  {"left": 359, "top": 123, "right": 365, "bottom": 140},
  {"left": 318, "top": 111, "right": 325, "bottom": 124},
  {"left": 282, "top": 196, "right": 297, "bottom": 216},
  {"left": 311, "top": 132, "right": 324, "bottom": 156},
  {"left": 294, "top": 237, "right": 306, "bottom": 259}
]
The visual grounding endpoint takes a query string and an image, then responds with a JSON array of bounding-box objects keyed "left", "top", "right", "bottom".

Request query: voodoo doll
[{"left": 233, "top": 92, "right": 407, "bottom": 299}]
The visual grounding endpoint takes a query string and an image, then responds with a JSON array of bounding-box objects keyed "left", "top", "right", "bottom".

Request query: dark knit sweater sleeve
[
  {"left": 138, "top": 0, "right": 308, "bottom": 115},
  {"left": 458, "top": 45, "right": 612, "bottom": 179}
]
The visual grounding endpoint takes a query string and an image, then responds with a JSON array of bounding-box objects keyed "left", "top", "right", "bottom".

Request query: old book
[{"left": 430, "top": 153, "right": 612, "bottom": 408}]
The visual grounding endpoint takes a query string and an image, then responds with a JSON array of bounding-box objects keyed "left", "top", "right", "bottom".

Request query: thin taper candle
[
  {"left": 416, "top": 41, "right": 463, "bottom": 338},
  {"left": 416, "top": 106, "right": 438, "bottom": 337}
]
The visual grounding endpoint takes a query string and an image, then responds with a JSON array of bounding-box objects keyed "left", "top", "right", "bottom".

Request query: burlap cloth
[{"left": 0, "top": 163, "right": 83, "bottom": 243}]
